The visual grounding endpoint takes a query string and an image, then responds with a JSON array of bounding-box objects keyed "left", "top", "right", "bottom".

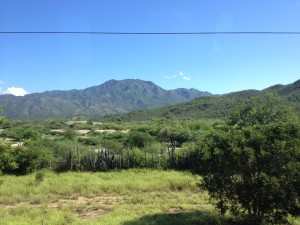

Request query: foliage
[
  {"left": 35, "top": 170, "right": 45, "bottom": 183},
  {"left": 103, "top": 139, "right": 124, "bottom": 151},
  {"left": 0, "top": 142, "right": 18, "bottom": 174},
  {"left": 78, "top": 137, "right": 99, "bottom": 146},
  {"left": 226, "top": 93, "right": 298, "bottom": 127},
  {"left": 0, "top": 140, "right": 53, "bottom": 175},
  {"left": 1, "top": 125, "right": 42, "bottom": 141},
  {"left": 63, "top": 127, "right": 77, "bottom": 140},
  {"left": 49, "top": 120, "right": 67, "bottom": 129},
  {"left": 0, "top": 116, "right": 11, "bottom": 128},
  {"left": 126, "top": 130, "right": 154, "bottom": 148},
  {"left": 0, "top": 115, "right": 212, "bottom": 174},
  {"left": 193, "top": 94, "right": 300, "bottom": 224},
  {"left": 158, "top": 116, "right": 193, "bottom": 145}
]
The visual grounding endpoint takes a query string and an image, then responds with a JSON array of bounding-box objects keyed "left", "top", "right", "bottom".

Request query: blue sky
[{"left": 0, "top": 0, "right": 300, "bottom": 96}]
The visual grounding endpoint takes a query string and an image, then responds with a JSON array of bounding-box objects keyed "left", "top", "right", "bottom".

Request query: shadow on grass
[{"left": 121, "top": 210, "right": 233, "bottom": 225}]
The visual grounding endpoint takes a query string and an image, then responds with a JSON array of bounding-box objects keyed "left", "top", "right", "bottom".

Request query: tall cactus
[{"left": 69, "top": 150, "right": 73, "bottom": 171}]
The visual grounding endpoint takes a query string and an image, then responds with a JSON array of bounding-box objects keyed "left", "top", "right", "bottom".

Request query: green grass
[{"left": 0, "top": 170, "right": 299, "bottom": 225}]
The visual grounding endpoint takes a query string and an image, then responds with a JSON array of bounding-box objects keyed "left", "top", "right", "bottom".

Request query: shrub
[{"left": 193, "top": 94, "right": 300, "bottom": 224}]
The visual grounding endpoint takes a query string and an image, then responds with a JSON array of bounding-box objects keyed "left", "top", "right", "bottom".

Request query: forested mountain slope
[
  {"left": 103, "top": 79, "right": 300, "bottom": 121},
  {"left": 0, "top": 79, "right": 212, "bottom": 119}
]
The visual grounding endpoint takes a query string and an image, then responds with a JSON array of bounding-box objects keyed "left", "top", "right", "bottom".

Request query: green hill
[{"left": 102, "top": 79, "right": 300, "bottom": 121}]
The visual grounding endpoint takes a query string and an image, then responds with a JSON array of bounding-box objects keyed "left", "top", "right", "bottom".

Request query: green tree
[
  {"left": 159, "top": 117, "right": 193, "bottom": 146},
  {"left": 0, "top": 142, "right": 18, "bottom": 174},
  {"left": 194, "top": 94, "right": 300, "bottom": 224},
  {"left": 128, "top": 147, "right": 147, "bottom": 168},
  {"left": 63, "top": 127, "right": 77, "bottom": 140},
  {"left": 103, "top": 139, "right": 124, "bottom": 152},
  {"left": 0, "top": 116, "right": 11, "bottom": 128},
  {"left": 1, "top": 126, "right": 42, "bottom": 141},
  {"left": 126, "top": 130, "right": 154, "bottom": 148}
]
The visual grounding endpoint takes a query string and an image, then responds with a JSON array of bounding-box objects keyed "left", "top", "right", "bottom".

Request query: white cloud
[
  {"left": 164, "top": 71, "right": 191, "bottom": 81},
  {"left": 183, "top": 76, "right": 191, "bottom": 81},
  {"left": 5, "top": 87, "right": 29, "bottom": 96},
  {"left": 179, "top": 71, "right": 184, "bottom": 77},
  {"left": 0, "top": 80, "right": 4, "bottom": 85}
]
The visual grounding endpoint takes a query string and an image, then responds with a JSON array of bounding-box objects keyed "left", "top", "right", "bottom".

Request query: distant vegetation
[{"left": 0, "top": 114, "right": 219, "bottom": 174}]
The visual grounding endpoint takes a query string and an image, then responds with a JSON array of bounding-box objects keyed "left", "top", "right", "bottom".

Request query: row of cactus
[{"left": 63, "top": 145, "right": 192, "bottom": 172}]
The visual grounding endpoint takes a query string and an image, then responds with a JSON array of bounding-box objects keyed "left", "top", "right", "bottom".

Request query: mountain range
[
  {"left": 102, "top": 79, "right": 300, "bottom": 121},
  {"left": 0, "top": 79, "right": 212, "bottom": 119},
  {"left": 1, "top": 79, "right": 299, "bottom": 120}
]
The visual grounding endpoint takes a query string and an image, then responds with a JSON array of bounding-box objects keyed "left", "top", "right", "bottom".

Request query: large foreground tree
[{"left": 194, "top": 94, "right": 300, "bottom": 224}]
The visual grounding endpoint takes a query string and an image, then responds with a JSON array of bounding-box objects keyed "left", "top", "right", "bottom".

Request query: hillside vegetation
[
  {"left": 103, "top": 79, "right": 300, "bottom": 122},
  {"left": 0, "top": 79, "right": 212, "bottom": 119}
]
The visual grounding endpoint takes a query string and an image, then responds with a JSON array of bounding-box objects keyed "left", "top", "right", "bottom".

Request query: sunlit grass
[{"left": 0, "top": 169, "right": 299, "bottom": 225}]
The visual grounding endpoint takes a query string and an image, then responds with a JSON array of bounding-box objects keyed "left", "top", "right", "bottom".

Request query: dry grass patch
[
  {"left": 50, "top": 195, "right": 123, "bottom": 220},
  {"left": 94, "top": 129, "right": 130, "bottom": 134},
  {"left": 77, "top": 129, "right": 91, "bottom": 135}
]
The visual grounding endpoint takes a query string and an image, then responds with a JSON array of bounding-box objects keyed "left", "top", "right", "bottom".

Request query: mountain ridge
[
  {"left": 0, "top": 79, "right": 212, "bottom": 119},
  {"left": 102, "top": 79, "right": 300, "bottom": 121}
]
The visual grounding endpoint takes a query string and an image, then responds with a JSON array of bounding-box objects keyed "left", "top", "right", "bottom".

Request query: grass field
[{"left": 0, "top": 170, "right": 299, "bottom": 225}]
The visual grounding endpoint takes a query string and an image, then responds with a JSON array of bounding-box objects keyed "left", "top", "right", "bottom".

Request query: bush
[
  {"left": 35, "top": 171, "right": 45, "bottom": 183},
  {"left": 193, "top": 94, "right": 300, "bottom": 224}
]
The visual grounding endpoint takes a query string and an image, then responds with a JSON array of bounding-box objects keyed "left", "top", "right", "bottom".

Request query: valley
[{"left": 0, "top": 80, "right": 300, "bottom": 225}]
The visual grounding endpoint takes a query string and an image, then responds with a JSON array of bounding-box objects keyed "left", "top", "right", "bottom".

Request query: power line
[{"left": 0, "top": 31, "right": 300, "bottom": 35}]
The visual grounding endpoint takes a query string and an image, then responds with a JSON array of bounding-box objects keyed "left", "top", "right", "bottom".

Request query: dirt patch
[
  {"left": 48, "top": 195, "right": 122, "bottom": 208},
  {"left": 1, "top": 194, "right": 124, "bottom": 221},
  {"left": 11, "top": 142, "right": 24, "bottom": 148},
  {"left": 95, "top": 129, "right": 116, "bottom": 133},
  {"left": 95, "top": 129, "right": 130, "bottom": 134},
  {"left": 50, "top": 129, "right": 64, "bottom": 133},
  {"left": 121, "top": 129, "right": 130, "bottom": 133},
  {"left": 75, "top": 206, "right": 112, "bottom": 220},
  {"left": 0, "top": 202, "right": 28, "bottom": 209},
  {"left": 51, "top": 195, "right": 123, "bottom": 220},
  {"left": 66, "top": 121, "right": 88, "bottom": 126},
  {"left": 93, "top": 122, "right": 103, "bottom": 125},
  {"left": 77, "top": 129, "right": 91, "bottom": 135},
  {"left": 167, "top": 207, "right": 183, "bottom": 216}
]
